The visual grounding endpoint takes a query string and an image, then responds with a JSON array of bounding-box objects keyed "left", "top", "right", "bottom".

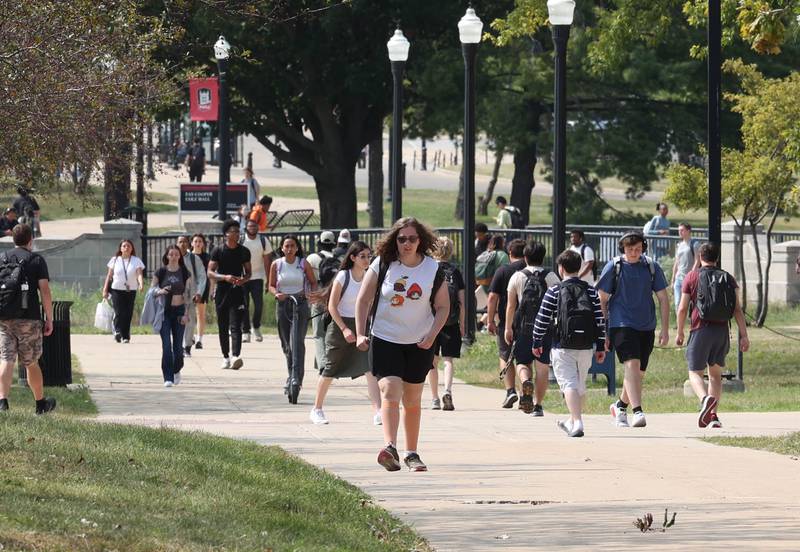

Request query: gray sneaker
[
  {"left": 404, "top": 453, "right": 428, "bottom": 472},
  {"left": 242, "top": 332, "right": 251, "bottom": 343},
  {"left": 431, "top": 398, "right": 441, "bottom": 410}
]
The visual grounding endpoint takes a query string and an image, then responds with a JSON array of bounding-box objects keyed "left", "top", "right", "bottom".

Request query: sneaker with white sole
[
  {"left": 242, "top": 332, "right": 251, "bottom": 343},
  {"left": 195, "top": 340, "right": 203, "bottom": 350},
  {"left": 254, "top": 328, "right": 263, "bottom": 342},
  {"left": 610, "top": 402, "right": 629, "bottom": 427},
  {"left": 174, "top": 372, "right": 182, "bottom": 386},
  {"left": 221, "top": 357, "right": 231, "bottom": 370},
  {"left": 404, "top": 453, "right": 428, "bottom": 472},
  {"left": 557, "top": 419, "right": 572, "bottom": 435},
  {"left": 164, "top": 381, "right": 174, "bottom": 388},
  {"left": 631, "top": 410, "right": 647, "bottom": 428},
  {"left": 309, "top": 408, "right": 329, "bottom": 425},
  {"left": 431, "top": 398, "right": 441, "bottom": 410},
  {"left": 442, "top": 393, "right": 454, "bottom": 411},
  {"left": 373, "top": 412, "right": 383, "bottom": 426},
  {"left": 519, "top": 380, "right": 534, "bottom": 414},
  {"left": 230, "top": 356, "right": 243, "bottom": 370},
  {"left": 698, "top": 395, "right": 718, "bottom": 428},
  {"left": 377, "top": 445, "right": 401, "bottom": 472},
  {"left": 708, "top": 413, "right": 723, "bottom": 428},
  {"left": 502, "top": 390, "right": 518, "bottom": 409}
]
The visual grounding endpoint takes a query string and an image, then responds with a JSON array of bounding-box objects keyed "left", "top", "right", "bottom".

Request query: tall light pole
[
  {"left": 387, "top": 28, "right": 410, "bottom": 222},
  {"left": 214, "top": 35, "right": 231, "bottom": 222},
  {"left": 459, "top": 7, "right": 483, "bottom": 345},
  {"left": 548, "top": 0, "right": 575, "bottom": 270},
  {"left": 708, "top": 0, "right": 722, "bottom": 251}
]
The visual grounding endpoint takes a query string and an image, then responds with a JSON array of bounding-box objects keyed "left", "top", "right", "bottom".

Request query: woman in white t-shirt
[
  {"left": 355, "top": 218, "right": 450, "bottom": 473},
  {"left": 308, "top": 241, "right": 381, "bottom": 425},
  {"left": 102, "top": 239, "right": 145, "bottom": 343}
]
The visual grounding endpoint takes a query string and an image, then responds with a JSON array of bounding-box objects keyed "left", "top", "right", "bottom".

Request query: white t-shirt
[
  {"left": 369, "top": 255, "right": 439, "bottom": 344},
  {"left": 242, "top": 235, "right": 273, "bottom": 280},
  {"left": 333, "top": 269, "right": 362, "bottom": 318},
  {"left": 569, "top": 243, "right": 596, "bottom": 284},
  {"left": 107, "top": 255, "right": 144, "bottom": 291},
  {"left": 507, "top": 266, "right": 560, "bottom": 302}
]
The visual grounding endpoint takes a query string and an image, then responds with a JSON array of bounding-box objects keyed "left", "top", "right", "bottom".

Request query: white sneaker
[
  {"left": 230, "top": 356, "right": 243, "bottom": 370},
  {"left": 631, "top": 411, "right": 647, "bottom": 428},
  {"left": 254, "top": 328, "right": 263, "bottom": 342},
  {"left": 309, "top": 408, "right": 329, "bottom": 425},
  {"left": 174, "top": 372, "right": 182, "bottom": 386},
  {"left": 242, "top": 332, "right": 251, "bottom": 343},
  {"left": 373, "top": 412, "right": 383, "bottom": 426},
  {"left": 164, "top": 381, "right": 173, "bottom": 388},
  {"left": 610, "top": 402, "right": 629, "bottom": 427},
  {"left": 221, "top": 357, "right": 231, "bottom": 370}
]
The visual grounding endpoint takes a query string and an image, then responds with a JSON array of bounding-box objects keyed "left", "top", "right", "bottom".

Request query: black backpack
[
  {"left": 555, "top": 279, "right": 597, "bottom": 349},
  {"left": 512, "top": 269, "right": 549, "bottom": 335},
  {"left": 439, "top": 261, "right": 461, "bottom": 327},
  {"left": 0, "top": 252, "right": 30, "bottom": 315},
  {"left": 505, "top": 206, "right": 525, "bottom": 229},
  {"left": 318, "top": 253, "right": 343, "bottom": 287},
  {"left": 696, "top": 267, "right": 736, "bottom": 322}
]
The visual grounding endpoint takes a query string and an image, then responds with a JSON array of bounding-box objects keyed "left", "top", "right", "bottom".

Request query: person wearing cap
[
  {"left": 307, "top": 232, "right": 337, "bottom": 372},
  {"left": 333, "top": 229, "right": 351, "bottom": 258},
  {"left": 1, "top": 208, "right": 18, "bottom": 236}
]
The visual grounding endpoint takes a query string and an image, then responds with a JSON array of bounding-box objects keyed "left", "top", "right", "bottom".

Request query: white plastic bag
[{"left": 94, "top": 299, "right": 114, "bottom": 333}]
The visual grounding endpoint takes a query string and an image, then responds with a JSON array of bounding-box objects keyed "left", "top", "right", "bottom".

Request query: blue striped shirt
[{"left": 532, "top": 277, "right": 605, "bottom": 350}]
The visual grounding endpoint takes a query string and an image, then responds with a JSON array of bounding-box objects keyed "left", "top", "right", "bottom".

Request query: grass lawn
[
  {"left": 704, "top": 432, "right": 800, "bottom": 457},
  {"left": 4, "top": 356, "right": 96, "bottom": 416},
  {"left": 0, "top": 416, "right": 431, "bottom": 551},
  {"left": 0, "top": 185, "right": 176, "bottom": 221},
  {"left": 458, "top": 305, "right": 800, "bottom": 415}
]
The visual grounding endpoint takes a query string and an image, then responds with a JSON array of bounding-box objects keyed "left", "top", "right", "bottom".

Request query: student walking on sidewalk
[
  {"left": 151, "top": 245, "right": 194, "bottom": 387},
  {"left": 177, "top": 235, "right": 207, "bottom": 356},
  {"left": 533, "top": 250, "right": 606, "bottom": 437},
  {"left": 102, "top": 239, "right": 144, "bottom": 343},
  {"left": 208, "top": 220, "right": 252, "bottom": 370},
  {"left": 676, "top": 242, "right": 749, "bottom": 428},
  {"left": 309, "top": 241, "right": 381, "bottom": 425},
  {"left": 596, "top": 232, "right": 670, "bottom": 428},
  {"left": 355, "top": 217, "right": 450, "bottom": 472},
  {"left": 190, "top": 234, "right": 211, "bottom": 349},
  {"left": 269, "top": 235, "right": 317, "bottom": 395}
]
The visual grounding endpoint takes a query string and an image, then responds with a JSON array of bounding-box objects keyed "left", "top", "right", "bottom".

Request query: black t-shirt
[
  {"left": 13, "top": 196, "right": 39, "bottom": 216},
  {"left": 0, "top": 217, "right": 17, "bottom": 233},
  {"left": 0, "top": 248, "right": 49, "bottom": 320},
  {"left": 189, "top": 145, "right": 205, "bottom": 167},
  {"left": 210, "top": 244, "right": 251, "bottom": 286},
  {"left": 488, "top": 259, "right": 525, "bottom": 325}
]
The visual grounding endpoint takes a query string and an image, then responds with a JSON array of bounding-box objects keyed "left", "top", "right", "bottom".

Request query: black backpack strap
[
  {"left": 340, "top": 269, "right": 351, "bottom": 297},
  {"left": 368, "top": 260, "right": 389, "bottom": 329}
]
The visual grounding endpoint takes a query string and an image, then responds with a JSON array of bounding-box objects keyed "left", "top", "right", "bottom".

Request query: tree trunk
[
  {"left": 478, "top": 148, "right": 504, "bottom": 216},
  {"left": 454, "top": 164, "right": 465, "bottom": 220},
  {"left": 103, "top": 142, "right": 132, "bottom": 220},
  {"left": 756, "top": 205, "right": 780, "bottom": 327},
  {"left": 510, "top": 143, "right": 537, "bottom": 226},
  {"left": 315, "top": 161, "right": 358, "bottom": 228},
  {"left": 748, "top": 219, "right": 764, "bottom": 321},
  {"left": 368, "top": 135, "right": 384, "bottom": 228},
  {"left": 135, "top": 122, "right": 145, "bottom": 216}
]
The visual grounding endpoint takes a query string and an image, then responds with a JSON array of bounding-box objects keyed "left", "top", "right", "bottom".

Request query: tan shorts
[{"left": 0, "top": 319, "right": 43, "bottom": 367}]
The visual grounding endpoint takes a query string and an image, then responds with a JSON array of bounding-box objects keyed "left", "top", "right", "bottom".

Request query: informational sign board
[
  {"left": 189, "top": 78, "right": 219, "bottom": 121},
  {"left": 178, "top": 183, "right": 247, "bottom": 225}
]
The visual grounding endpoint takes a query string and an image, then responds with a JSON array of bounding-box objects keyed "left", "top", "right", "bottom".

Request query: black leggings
[
  {"left": 242, "top": 279, "right": 264, "bottom": 332},
  {"left": 110, "top": 289, "right": 136, "bottom": 340},
  {"left": 216, "top": 291, "right": 245, "bottom": 358}
]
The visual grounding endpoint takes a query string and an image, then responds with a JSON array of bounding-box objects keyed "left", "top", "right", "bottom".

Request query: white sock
[
  {"left": 404, "top": 450, "right": 417, "bottom": 458},
  {"left": 572, "top": 419, "right": 584, "bottom": 432}
]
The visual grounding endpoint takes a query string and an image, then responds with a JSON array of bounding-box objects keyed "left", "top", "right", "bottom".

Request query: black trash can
[{"left": 19, "top": 301, "right": 73, "bottom": 387}]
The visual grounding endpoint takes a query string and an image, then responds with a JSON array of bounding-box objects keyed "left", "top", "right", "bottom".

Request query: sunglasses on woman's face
[{"left": 396, "top": 235, "right": 419, "bottom": 244}]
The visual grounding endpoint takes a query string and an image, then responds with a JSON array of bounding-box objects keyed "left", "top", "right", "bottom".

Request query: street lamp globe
[
  {"left": 458, "top": 7, "right": 483, "bottom": 44},
  {"left": 547, "top": 0, "right": 575, "bottom": 25},
  {"left": 386, "top": 28, "right": 410, "bottom": 62},
  {"left": 214, "top": 35, "right": 231, "bottom": 60}
]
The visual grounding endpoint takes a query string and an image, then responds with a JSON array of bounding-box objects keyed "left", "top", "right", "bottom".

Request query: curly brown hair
[{"left": 374, "top": 217, "right": 437, "bottom": 264}]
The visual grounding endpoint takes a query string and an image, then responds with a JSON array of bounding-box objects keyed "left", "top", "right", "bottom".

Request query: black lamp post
[
  {"left": 387, "top": 28, "right": 410, "bottom": 222},
  {"left": 459, "top": 7, "right": 483, "bottom": 345},
  {"left": 214, "top": 35, "right": 231, "bottom": 222},
  {"left": 707, "top": 0, "right": 722, "bottom": 250},
  {"left": 548, "top": 0, "right": 575, "bottom": 270}
]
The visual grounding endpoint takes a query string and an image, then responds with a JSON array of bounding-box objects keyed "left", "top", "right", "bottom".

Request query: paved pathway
[{"left": 73, "top": 334, "right": 800, "bottom": 551}]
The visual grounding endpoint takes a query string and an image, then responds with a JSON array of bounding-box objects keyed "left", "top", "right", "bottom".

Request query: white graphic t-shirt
[{"left": 369, "top": 255, "right": 439, "bottom": 344}]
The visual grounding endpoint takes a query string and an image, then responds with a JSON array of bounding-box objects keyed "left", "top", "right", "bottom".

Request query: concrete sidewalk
[{"left": 73, "top": 334, "right": 800, "bottom": 551}]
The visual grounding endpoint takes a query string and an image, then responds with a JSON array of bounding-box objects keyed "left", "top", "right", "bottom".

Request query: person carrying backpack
[
  {"left": 676, "top": 242, "right": 749, "bottom": 429},
  {"left": 494, "top": 196, "right": 524, "bottom": 230},
  {"left": 533, "top": 250, "right": 606, "bottom": 437},
  {"left": 307, "top": 231, "right": 338, "bottom": 372},
  {"left": 671, "top": 222, "right": 701, "bottom": 313},
  {"left": 504, "top": 242, "right": 560, "bottom": 415},
  {"left": 596, "top": 231, "right": 670, "bottom": 429},
  {"left": 426, "top": 237, "right": 465, "bottom": 412},
  {"left": 0, "top": 224, "right": 57, "bottom": 414},
  {"left": 569, "top": 230, "right": 597, "bottom": 284},
  {"left": 186, "top": 137, "right": 206, "bottom": 182}
]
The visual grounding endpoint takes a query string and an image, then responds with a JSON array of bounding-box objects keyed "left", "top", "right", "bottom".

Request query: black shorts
[
  {"left": 610, "top": 327, "right": 655, "bottom": 371},
  {"left": 513, "top": 331, "right": 552, "bottom": 366},
  {"left": 200, "top": 281, "right": 210, "bottom": 304},
  {"left": 497, "top": 321, "right": 511, "bottom": 361},
  {"left": 433, "top": 324, "right": 462, "bottom": 358},
  {"left": 370, "top": 335, "right": 435, "bottom": 384}
]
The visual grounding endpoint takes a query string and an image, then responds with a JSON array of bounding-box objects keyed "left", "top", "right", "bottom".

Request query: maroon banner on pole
[{"left": 189, "top": 78, "right": 219, "bottom": 121}]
